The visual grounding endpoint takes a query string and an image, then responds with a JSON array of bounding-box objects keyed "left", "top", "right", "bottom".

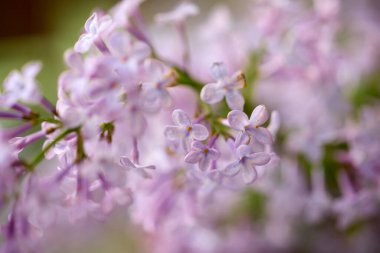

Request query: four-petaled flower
[
  {"left": 223, "top": 145, "right": 271, "bottom": 184},
  {"left": 164, "top": 109, "right": 209, "bottom": 152},
  {"left": 120, "top": 156, "right": 156, "bottom": 178},
  {"left": 184, "top": 140, "right": 220, "bottom": 170},
  {"left": 227, "top": 105, "right": 273, "bottom": 146},
  {"left": 74, "top": 12, "right": 112, "bottom": 53},
  {"left": 201, "top": 62, "right": 246, "bottom": 110}
]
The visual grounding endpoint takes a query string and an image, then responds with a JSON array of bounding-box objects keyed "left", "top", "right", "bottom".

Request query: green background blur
[{"left": 0, "top": 0, "right": 118, "bottom": 101}]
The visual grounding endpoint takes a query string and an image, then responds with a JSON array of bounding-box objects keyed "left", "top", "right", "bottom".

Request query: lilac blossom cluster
[{"left": 1, "top": 0, "right": 380, "bottom": 252}]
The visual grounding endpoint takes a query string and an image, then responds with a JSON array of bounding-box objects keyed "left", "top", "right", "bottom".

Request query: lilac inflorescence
[{"left": 1, "top": 0, "right": 380, "bottom": 252}]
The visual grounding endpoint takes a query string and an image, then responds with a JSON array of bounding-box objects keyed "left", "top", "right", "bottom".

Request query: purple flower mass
[{"left": 1, "top": 0, "right": 380, "bottom": 252}]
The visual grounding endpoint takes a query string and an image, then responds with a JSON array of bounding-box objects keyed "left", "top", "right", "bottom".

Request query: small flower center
[{"left": 203, "top": 148, "right": 209, "bottom": 155}]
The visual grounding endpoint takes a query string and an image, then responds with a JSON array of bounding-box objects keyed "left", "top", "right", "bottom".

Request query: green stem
[
  {"left": 174, "top": 66, "right": 204, "bottom": 92},
  {"left": 29, "top": 127, "right": 79, "bottom": 169}
]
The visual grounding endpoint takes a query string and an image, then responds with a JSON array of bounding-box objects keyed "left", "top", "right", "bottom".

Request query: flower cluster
[{"left": 1, "top": 0, "right": 380, "bottom": 252}]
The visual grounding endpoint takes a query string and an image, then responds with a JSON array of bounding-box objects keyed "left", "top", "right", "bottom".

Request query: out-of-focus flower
[{"left": 2, "top": 61, "right": 42, "bottom": 106}]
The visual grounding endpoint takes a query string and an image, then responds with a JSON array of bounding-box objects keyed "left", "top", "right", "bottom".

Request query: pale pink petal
[
  {"left": 85, "top": 13, "right": 97, "bottom": 33},
  {"left": 181, "top": 137, "right": 190, "bottom": 153},
  {"left": 200, "top": 82, "right": 225, "bottom": 104},
  {"left": 236, "top": 145, "right": 252, "bottom": 159},
  {"left": 138, "top": 165, "right": 156, "bottom": 170},
  {"left": 22, "top": 61, "right": 42, "bottom": 80},
  {"left": 172, "top": 109, "right": 191, "bottom": 126},
  {"left": 97, "top": 15, "right": 112, "bottom": 32},
  {"left": 246, "top": 152, "right": 271, "bottom": 166},
  {"left": 250, "top": 127, "right": 273, "bottom": 144},
  {"left": 250, "top": 105, "right": 269, "bottom": 127},
  {"left": 235, "top": 132, "right": 250, "bottom": 146},
  {"left": 226, "top": 90, "right": 244, "bottom": 110},
  {"left": 227, "top": 110, "right": 248, "bottom": 131},
  {"left": 268, "top": 111, "right": 280, "bottom": 137},
  {"left": 120, "top": 156, "right": 136, "bottom": 169},
  {"left": 108, "top": 31, "right": 132, "bottom": 57},
  {"left": 199, "top": 156, "right": 211, "bottom": 171},
  {"left": 211, "top": 62, "right": 228, "bottom": 79},
  {"left": 64, "top": 50, "right": 83, "bottom": 70},
  {"left": 164, "top": 126, "right": 182, "bottom": 141},
  {"left": 242, "top": 166, "right": 257, "bottom": 184},
  {"left": 207, "top": 149, "right": 220, "bottom": 160},
  {"left": 191, "top": 124, "right": 209, "bottom": 141},
  {"left": 191, "top": 140, "right": 204, "bottom": 150},
  {"left": 184, "top": 151, "right": 202, "bottom": 163},
  {"left": 74, "top": 34, "right": 95, "bottom": 53},
  {"left": 223, "top": 161, "right": 241, "bottom": 177},
  {"left": 155, "top": 2, "right": 199, "bottom": 24}
]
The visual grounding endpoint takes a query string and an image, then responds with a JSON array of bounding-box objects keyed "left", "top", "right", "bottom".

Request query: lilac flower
[
  {"left": 74, "top": 12, "right": 112, "bottom": 53},
  {"left": 164, "top": 109, "right": 209, "bottom": 152},
  {"left": 184, "top": 140, "right": 220, "bottom": 171},
  {"left": 2, "top": 61, "right": 42, "bottom": 106},
  {"left": 120, "top": 156, "right": 156, "bottom": 179},
  {"left": 223, "top": 145, "right": 271, "bottom": 184},
  {"left": 201, "top": 62, "right": 246, "bottom": 110},
  {"left": 227, "top": 105, "right": 273, "bottom": 145},
  {"left": 141, "top": 60, "right": 177, "bottom": 112}
]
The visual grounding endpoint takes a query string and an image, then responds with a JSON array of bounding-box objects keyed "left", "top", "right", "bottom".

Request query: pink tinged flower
[
  {"left": 164, "top": 109, "right": 209, "bottom": 153},
  {"left": 227, "top": 105, "right": 273, "bottom": 145},
  {"left": 184, "top": 141, "right": 220, "bottom": 171},
  {"left": 2, "top": 61, "right": 42, "bottom": 106},
  {"left": 119, "top": 156, "right": 155, "bottom": 179},
  {"left": 200, "top": 62, "right": 246, "bottom": 110},
  {"left": 74, "top": 12, "right": 112, "bottom": 53},
  {"left": 223, "top": 145, "right": 271, "bottom": 184},
  {"left": 155, "top": 1, "right": 199, "bottom": 25}
]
